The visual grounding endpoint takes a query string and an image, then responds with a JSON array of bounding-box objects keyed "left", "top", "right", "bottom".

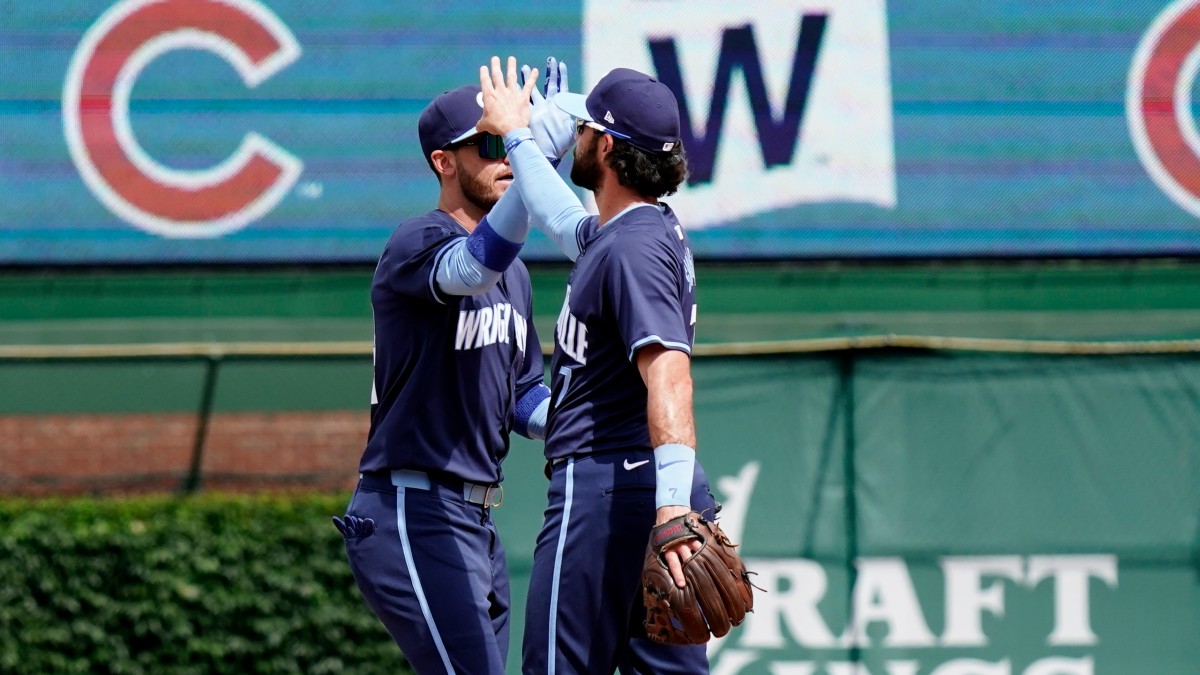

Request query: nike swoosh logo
[
  {"left": 623, "top": 459, "right": 650, "bottom": 470},
  {"left": 658, "top": 460, "right": 687, "bottom": 470}
]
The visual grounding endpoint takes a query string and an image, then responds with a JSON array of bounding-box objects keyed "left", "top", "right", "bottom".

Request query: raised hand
[
  {"left": 523, "top": 56, "right": 576, "bottom": 163},
  {"left": 477, "top": 55, "right": 537, "bottom": 138}
]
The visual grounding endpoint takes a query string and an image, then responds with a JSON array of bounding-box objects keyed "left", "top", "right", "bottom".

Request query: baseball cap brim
[
  {"left": 553, "top": 92, "right": 593, "bottom": 122},
  {"left": 448, "top": 127, "right": 480, "bottom": 145}
]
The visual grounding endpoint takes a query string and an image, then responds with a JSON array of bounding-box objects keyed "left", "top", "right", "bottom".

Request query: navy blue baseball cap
[
  {"left": 418, "top": 84, "right": 485, "bottom": 161},
  {"left": 554, "top": 68, "right": 682, "bottom": 153}
]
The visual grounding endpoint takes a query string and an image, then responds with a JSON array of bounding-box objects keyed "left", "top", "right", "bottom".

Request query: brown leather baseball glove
[{"left": 641, "top": 511, "right": 755, "bottom": 645}]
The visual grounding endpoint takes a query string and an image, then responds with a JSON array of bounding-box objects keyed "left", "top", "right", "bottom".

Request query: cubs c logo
[
  {"left": 63, "top": 0, "right": 302, "bottom": 238},
  {"left": 1128, "top": 0, "right": 1200, "bottom": 219}
]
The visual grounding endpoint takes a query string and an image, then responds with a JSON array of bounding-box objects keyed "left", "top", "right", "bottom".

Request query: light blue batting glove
[{"left": 522, "top": 57, "right": 575, "bottom": 166}]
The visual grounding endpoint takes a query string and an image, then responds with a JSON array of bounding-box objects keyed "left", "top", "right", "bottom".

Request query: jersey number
[{"left": 555, "top": 366, "right": 574, "bottom": 407}]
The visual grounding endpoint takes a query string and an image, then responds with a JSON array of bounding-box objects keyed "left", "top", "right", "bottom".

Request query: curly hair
[{"left": 604, "top": 140, "right": 689, "bottom": 198}]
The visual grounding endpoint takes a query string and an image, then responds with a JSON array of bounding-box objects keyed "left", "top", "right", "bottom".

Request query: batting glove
[{"left": 522, "top": 57, "right": 575, "bottom": 166}]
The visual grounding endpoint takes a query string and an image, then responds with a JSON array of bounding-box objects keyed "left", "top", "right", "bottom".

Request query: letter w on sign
[{"left": 581, "top": 0, "right": 896, "bottom": 228}]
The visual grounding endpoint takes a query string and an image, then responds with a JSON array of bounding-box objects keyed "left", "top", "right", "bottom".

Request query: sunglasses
[
  {"left": 574, "top": 118, "right": 631, "bottom": 140},
  {"left": 444, "top": 133, "right": 507, "bottom": 160}
]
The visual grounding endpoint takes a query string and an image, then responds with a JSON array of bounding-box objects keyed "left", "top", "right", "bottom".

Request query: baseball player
[
  {"left": 479, "top": 59, "right": 715, "bottom": 674},
  {"left": 333, "top": 58, "right": 549, "bottom": 674}
]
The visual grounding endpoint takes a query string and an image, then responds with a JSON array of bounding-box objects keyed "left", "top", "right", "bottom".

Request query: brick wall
[{"left": 0, "top": 411, "right": 367, "bottom": 496}]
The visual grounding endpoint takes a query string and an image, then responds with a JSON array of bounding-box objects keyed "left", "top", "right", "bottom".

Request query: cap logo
[
  {"left": 662, "top": 142, "right": 675, "bottom": 151},
  {"left": 604, "top": 110, "right": 615, "bottom": 124},
  {"left": 475, "top": 92, "right": 485, "bottom": 108}
]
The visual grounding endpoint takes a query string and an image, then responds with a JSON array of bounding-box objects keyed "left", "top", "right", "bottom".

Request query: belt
[
  {"left": 359, "top": 469, "right": 504, "bottom": 508},
  {"left": 543, "top": 449, "right": 655, "bottom": 480},
  {"left": 547, "top": 448, "right": 652, "bottom": 468}
]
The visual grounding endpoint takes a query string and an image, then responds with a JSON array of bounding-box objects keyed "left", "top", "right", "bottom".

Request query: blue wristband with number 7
[{"left": 653, "top": 443, "right": 695, "bottom": 508}]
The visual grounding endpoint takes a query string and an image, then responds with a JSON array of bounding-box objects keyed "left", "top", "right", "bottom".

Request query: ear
[
  {"left": 431, "top": 149, "right": 457, "bottom": 180},
  {"left": 597, "top": 132, "right": 615, "bottom": 157}
]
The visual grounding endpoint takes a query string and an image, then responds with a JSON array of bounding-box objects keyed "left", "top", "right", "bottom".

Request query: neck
[
  {"left": 436, "top": 191, "right": 486, "bottom": 232},
  {"left": 595, "top": 176, "right": 655, "bottom": 226}
]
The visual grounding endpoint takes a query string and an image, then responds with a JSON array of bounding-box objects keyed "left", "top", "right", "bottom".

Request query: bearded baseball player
[
  {"left": 333, "top": 58, "right": 552, "bottom": 674},
  {"left": 476, "top": 57, "right": 744, "bottom": 674}
]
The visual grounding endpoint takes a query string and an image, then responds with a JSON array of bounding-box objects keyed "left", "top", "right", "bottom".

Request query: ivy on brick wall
[{"left": 0, "top": 494, "right": 409, "bottom": 675}]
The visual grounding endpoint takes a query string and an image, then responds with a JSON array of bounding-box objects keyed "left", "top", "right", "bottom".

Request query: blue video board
[{"left": 2, "top": 0, "right": 1199, "bottom": 262}]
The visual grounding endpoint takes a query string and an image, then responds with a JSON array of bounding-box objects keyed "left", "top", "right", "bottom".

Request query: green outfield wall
[
  {"left": 1, "top": 350, "right": 1195, "bottom": 673},
  {"left": 492, "top": 353, "right": 1200, "bottom": 674}
]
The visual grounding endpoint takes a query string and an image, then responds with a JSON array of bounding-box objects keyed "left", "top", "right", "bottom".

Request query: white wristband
[{"left": 653, "top": 443, "right": 695, "bottom": 509}]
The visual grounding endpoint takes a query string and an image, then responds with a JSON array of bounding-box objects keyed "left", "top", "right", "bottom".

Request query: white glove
[{"left": 522, "top": 57, "right": 576, "bottom": 165}]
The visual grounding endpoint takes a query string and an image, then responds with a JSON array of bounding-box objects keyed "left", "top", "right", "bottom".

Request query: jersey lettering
[
  {"left": 513, "top": 310, "right": 528, "bottom": 354},
  {"left": 475, "top": 306, "right": 494, "bottom": 348},
  {"left": 455, "top": 302, "right": 526, "bottom": 352},
  {"left": 494, "top": 304, "right": 511, "bottom": 346},
  {"left": 455, "top": 309, "right": 481, "bottom": 350},
  {"left": 555, "top": 285, "right": 590, "bottom": 365}
]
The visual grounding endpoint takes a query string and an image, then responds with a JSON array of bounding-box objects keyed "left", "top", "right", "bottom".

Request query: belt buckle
[
  {"left": 485, "top": 484, "right": 504, "bottom": 508},
  {"left": 465, "top": 482, "right": 504, "bottom": 508}
]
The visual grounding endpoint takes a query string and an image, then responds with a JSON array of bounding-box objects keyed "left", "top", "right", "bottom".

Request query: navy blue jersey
[
  {"left": 361, "top": 210, "right": 543, "bottom": 484},
  {"left": 544, "top": 203, "right": 697, "bottom": 459}
]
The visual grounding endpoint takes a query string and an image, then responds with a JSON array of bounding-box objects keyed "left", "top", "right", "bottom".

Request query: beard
[
  {"left": 570, "top": 133, "right": 604, "bottom": 192},
  {"left": 456, "top": 158, "right": 503, "bottom": 212}
]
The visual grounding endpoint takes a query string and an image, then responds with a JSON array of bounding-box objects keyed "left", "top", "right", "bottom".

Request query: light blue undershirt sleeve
[
  {"left": 503, "top": 129, "right": 590, "bottom": 262},
  {"left": 435, "top": 163, "right": 532, "bottom": 296},
  {"left": 435, "top": 238, "right": 496, "bottom": 296}
]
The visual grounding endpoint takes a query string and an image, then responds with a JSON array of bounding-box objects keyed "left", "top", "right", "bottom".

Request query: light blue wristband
[
  {"left": 503, "top": 127, "right": 536, "bottom": 154},
  {"left": 653, "top": 443, "right": 695, "bottom": 508}
]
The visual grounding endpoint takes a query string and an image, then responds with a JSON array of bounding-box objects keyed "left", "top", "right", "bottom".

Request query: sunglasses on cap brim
[
  {"left": 574, "top": 118, "right": 631, "bottom": 140},
  {"left": 443, "top": 134, "right": 507, "bottom": 160}
]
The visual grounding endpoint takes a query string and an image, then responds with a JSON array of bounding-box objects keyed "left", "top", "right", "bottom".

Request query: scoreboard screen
[{"left": 2, "top": 1, "right": 1198, "bottom": 263}]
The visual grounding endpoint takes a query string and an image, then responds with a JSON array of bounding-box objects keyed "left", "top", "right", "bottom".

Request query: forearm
[
  {"left": 638, "top": 346, "right": 698, "bottom": 509},
  {"left": 645, "top": 366, "right": 696, "bottom": 448},
  {"left": 505, "top": 129, "right": 589, "bottom": 261}
]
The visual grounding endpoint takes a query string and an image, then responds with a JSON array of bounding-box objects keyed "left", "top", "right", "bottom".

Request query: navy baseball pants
[
  {"left": 340, "top": 470, "right": 510, "bottom": 674},
  {"left": 523, "top": 450, "right": 715, "bottom": 675}
]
